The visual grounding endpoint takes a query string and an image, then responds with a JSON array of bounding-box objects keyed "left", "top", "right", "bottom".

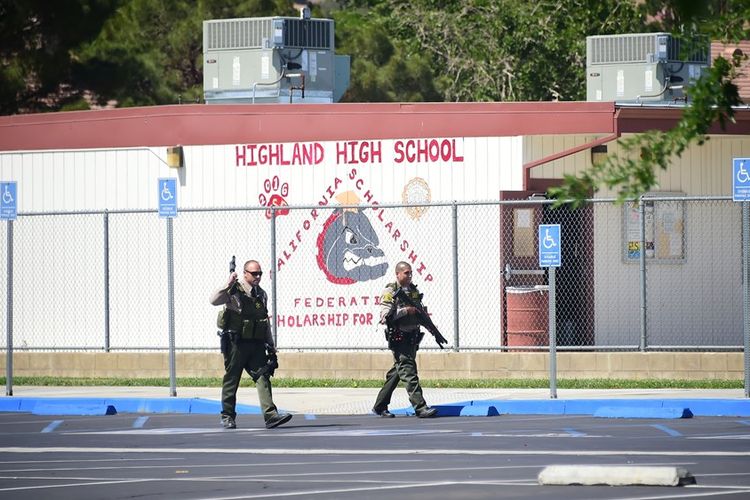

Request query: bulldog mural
[{"left": 316, "top": 191, "right": 388, "bottom": 284}]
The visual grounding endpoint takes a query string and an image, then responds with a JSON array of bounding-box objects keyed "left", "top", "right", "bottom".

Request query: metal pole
[
  {"left": 103, "top": 210, "right": 110, "bottom": 352},
  {"left": 549, "top": 267, "right": 557, "bottom": 399},
  {"left": 5, "top": 220, "right": 13, "bottom": 396},
  {"left": 167, "top": 218, "right": 176, "bottom": 397},
  {"left": 743, "top": 202, "right": 750, "bottom": 398},
  {"left": 639, "top": 197, "right": 647, "bottom": 351},
  {"left": 451, "top": 202, "right": 459, "bottom": 351},
  {"left": 270, "top": 207, "right": 278, "bottom": 347}
]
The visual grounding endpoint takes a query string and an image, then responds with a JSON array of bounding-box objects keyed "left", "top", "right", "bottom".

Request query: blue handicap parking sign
[
  {"left": 1, "top": 181, "right": 17, "bottom": 220},
  {"left": 158, "top": 178, "right": 177, "bottom": 218},
  {"left": 539, "top": 224, "right": 561, "bottom": 267},
  {"left": 733, "top": 158, "right": 750, "bottom": 202}
]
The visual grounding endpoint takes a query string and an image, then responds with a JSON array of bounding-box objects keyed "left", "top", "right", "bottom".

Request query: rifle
[
  {"left": 219, "top": 256, "right": 238, "bottom": 356},
  {"left": 249, "top": 349, "right": 279, "bottom": 382},
  {"left": 227, "top": 255, "right": 238, "bottom": 295},
  {"left": 392, "top": 287, "right": 448, "bottom": 349}
]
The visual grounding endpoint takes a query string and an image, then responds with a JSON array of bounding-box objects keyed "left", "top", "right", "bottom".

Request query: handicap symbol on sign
[
  {"left": 538, "top": 224, "right": 561, "bottom": 267},
  {"left": 158, "top": 178, "right": 177, "bottom": 218},
  {"left": 732, "top": 158, "right": 750, "bottom": 202},
  {"left": 542, "top": 228, "right": 557, "bottom": 249},
  {"left": 161, "top": 181, "right": 174, "bottom": 202},
  {"left": 737, "top": 160, "right": 750, "bottom": 184},
  {"left": 2, "top": 185, "right": 13, "bottom": 204},
  {"left": 1, "top": 181, "right": 17, "bottom": 220}
]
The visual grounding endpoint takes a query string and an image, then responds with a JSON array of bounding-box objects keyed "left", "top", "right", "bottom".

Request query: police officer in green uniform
[
  {"left": 210, "top": 259, "right": 292, "bottom": 429},
  {"left": 372, "top": 261, "right": 438, "bottom": 418}
]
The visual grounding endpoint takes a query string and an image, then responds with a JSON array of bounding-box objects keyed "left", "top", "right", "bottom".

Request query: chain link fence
[{"left": 1, "top": 197, "right": 746, "bottom": 352}]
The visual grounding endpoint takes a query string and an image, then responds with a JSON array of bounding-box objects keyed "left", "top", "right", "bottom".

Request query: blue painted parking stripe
[
  {"left": 133, "top": 416, "right": 149, "bottom": 428},
  {"left": 304, "top": 414, "right": 316, "bottom": 420},
  {"left": 563, "top": 427, "right": 586, "bottom": 437},
  {"left": 41, "top": 420, "right": 63, "bottom": 433},
  {"left": 651, "top": 424, "right": 682, "bottom": 437},
  {"left": 471, "top": 432, "right": 482, "bottom": 436}
]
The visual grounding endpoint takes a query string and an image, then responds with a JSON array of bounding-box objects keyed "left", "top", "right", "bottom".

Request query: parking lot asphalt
[{"left": 0, "top": 410, "right": 749, "bottom": 499}]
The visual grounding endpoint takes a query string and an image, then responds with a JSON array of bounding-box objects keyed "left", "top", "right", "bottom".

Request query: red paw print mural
[{"left": 259, "top": 176, "right": 290, "bottom": 219}]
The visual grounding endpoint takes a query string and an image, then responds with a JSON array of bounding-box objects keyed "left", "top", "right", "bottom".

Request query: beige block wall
[{"left": 0, "top": 352, "right": 744, "bottom": 380}]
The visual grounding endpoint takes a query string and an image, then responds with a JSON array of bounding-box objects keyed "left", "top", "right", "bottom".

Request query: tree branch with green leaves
[{"left": 549, "top": 1, "right": 750, "bottom": 207}]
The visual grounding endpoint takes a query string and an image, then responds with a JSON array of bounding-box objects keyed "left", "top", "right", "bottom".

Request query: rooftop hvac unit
[
  {"left": 203, "top": 16, "right": 350, "bottom": 104},
  {"left": 586, "top": 33, "right": 709, "bottom": 102}
]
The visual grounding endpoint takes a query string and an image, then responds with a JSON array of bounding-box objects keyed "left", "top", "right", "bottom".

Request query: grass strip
[{"left": 0, "top": 377, "right": 743, "bottom": 389}]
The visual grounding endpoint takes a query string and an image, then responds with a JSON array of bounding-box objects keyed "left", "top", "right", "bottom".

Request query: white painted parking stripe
[
  {"left": 651, "top": 424, "right": 682, "bottom": 437},
  {"left": 132, "top": 416, "right": 149, "bottom": 428},
  {"left": 690, "top": 435, "right": 750, "bottom": 440},
  {"left": 563, "top": 427, "right": 586, "bottom": 437},
  {"left": 475, "top": 432, "right": 609, "bottom": 438},
  {"left": 41, "top": 420, "right": 63, "bottom": 433},
  {"left": 1, "top": 447, "right": 749, "bottom": 457},
  {"left": 737, "top": 420, "right": 750, "bottom": 426},
  {"left": 0, "top": 459, "right": 428, "bottom": 473},
  {"left": 0, "top": 464, "right": 541, "bottom": 482},
  {"left": 66, "top": 428, "right": 452, "bottom": 437},
  {"left": 201, "top": 480, "right": 529, "bottom": 500},
  {"left": 0, "top": 478, "right": 156, "bottom": 493}
]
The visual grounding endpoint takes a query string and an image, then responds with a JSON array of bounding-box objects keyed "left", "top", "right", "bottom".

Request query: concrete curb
[
  {"left": 0, "top": 397, "right": 261, "bottom": 415},
  {"left": 435, "top": 398, "right": 750, "bottom": 418},
  {"left": 0, "top": 396, "right": 748, "bottom": 417},
  {"left": 593, "top": 406, "right": 693, "bottom": 419}
]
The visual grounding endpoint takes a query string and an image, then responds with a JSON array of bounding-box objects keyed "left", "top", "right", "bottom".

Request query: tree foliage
[
  {"left": 1, "top": 0, "right": 650, "bottom": 111},
  {"left": 549, "top": 0, "right": 750, "bottom": 205},
  {"left": 0, "top": 0, "right": 122, "bottom": 114},
  {"left": 76, "top": 0, "right": 296, "bottom": 108},
  {"left": 377, "top": 0, "right": 644, "bottom": 102}
]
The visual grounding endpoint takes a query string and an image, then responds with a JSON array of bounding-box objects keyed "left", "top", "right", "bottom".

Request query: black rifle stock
[
  {"left": 393, "top": 288, "right": 448, "bottom": 349},
  {"left": 250, "top": 350, "right": 278, "bottom": 382}
]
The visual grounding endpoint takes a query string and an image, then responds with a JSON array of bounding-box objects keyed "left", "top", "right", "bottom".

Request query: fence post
[
  {"left": 103, "top": 210, "right": 110, "bottom": 352},
  {"left": 639, "top": 197, "right": 647, "bottom": 351},
  {"left": 451, "top": 202, "right": 459, "bottom": 351},
  {"left": 167, "top": 218, "right": 176, "bottom": 397},
  {"left": 271, "top": 207, "right": 278, "bottom": 347},
  {"left": 549, "top": 266, "right": 557, "bottom": 399},
  {"left": 5, "top": 220, "right": 13, "bottom": 396},
  {"left": 743, "top": 202, "right": 750, "bottom": 398}
]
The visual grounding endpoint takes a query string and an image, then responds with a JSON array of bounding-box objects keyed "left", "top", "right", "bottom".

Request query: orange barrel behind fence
[{"left": 505, "top": 285, "right": 549, "bottom": 346}]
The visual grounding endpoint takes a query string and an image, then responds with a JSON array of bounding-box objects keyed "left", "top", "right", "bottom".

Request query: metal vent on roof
[
  {"left": 205, "top": 18, "right": 272, "bottom": 50},
  {"left": 588, "top": 33, "right": 709, "bottom": 65},
  {"left": 205, "top": 17, "right": 331, "bottom": 50},
  {"left": 283, "top": 19, "right": 331, "bottom": 49}
]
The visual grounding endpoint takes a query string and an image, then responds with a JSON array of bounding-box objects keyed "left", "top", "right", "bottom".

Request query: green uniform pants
[
  {"left": 373, "top": 339, "right": 428, "bottom": 414},
  {"left": 221, "top": 338, "right": 278, "bottom": 422}
]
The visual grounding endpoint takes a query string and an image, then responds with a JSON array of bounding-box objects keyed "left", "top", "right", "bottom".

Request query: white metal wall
[
  {"left": 0, "top": 137, "right": 524, "bottom": 212},
  {"left": 591, "top": 136, "right": 749, "bottom": 346}
]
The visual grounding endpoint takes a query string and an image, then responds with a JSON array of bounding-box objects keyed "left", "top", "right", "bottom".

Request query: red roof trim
[
  {"left": 0, "top": 102, "right": 616, "bottom": 151},
  {"left": 1, "top": 102, "right": 746, "bottom": 153}
]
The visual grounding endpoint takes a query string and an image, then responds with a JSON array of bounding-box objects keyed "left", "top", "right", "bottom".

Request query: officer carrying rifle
[
  {"left": 210, "top": 258, "right": 292, "bottom": 430},
  {"left": 372, "top": 261, "right": 447, "bottom": 418}
]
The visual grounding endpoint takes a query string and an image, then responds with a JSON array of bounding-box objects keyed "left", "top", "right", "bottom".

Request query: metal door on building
[{"left": 499, "top": 190, "right": 594, "bottom": 348}]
